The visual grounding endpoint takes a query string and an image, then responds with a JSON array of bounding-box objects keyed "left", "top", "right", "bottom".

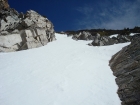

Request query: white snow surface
[
  {"left": 0, "top": 33, "right": 130, "bottom": 105},
  {"left": 109, "top": 34, "right": 118, "bottom": 38},
  {"left": 129, "top": 33, "right": 139, "bottom": 36}
]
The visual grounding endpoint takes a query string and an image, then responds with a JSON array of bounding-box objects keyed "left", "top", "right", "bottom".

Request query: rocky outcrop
[
  {"left": 109, "top": 37, "right": 140, "bottom": 105},
  {"left": 0, "top": 0, "right": 9, "bottom": 10},
  {"left": 0, "top": 8, "right": 20, "bottom": 31},
  {"left": 65, "top": 29, "right": 139, "bottom": 46},
  {"left": 90, "top": 34, "right": 139, "bottom": 46},
  {"left": 0, "top": 0, "right": 55, "bottom": 52},
  {"left": 71, "top": 31, "right": 94, "bottom": 40},
  {"left": 91, "top": 34, "right": 118, "bottom": 46},
  {"left": 65, "top": 27, "right": 140, "bottom": 37}
]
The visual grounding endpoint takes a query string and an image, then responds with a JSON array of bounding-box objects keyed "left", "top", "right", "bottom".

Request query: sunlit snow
[
  {"left": 109, "top": 34, "right": 118, "bottom": 38},
  {"left": 0, "top": 33, "right": 130, "bottom": 105}
]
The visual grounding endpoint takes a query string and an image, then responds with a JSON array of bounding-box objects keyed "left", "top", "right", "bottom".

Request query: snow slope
[
  {"left": 129, "top": 33, "right": 139, "bottom": 36},
  {"left": 109, "top": 34, "right": 118, "bottom": 38},
  {"left": 0, "top": 33, "right": 130, "bottom": 105}
]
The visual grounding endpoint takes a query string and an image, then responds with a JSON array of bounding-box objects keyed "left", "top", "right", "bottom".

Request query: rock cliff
[
  {"left": 109, "top": 36, "right": 140, "bottom": 105},
  {"left": 0, "top": 0, "right": 9, "bottom": 10},
  {"left": 0, "top": 0, "right": 55, "bottom": 52}
]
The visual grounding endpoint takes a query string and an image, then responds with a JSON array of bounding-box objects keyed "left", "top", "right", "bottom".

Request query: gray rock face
[
  {"left": 0, "top": 34, "right": 22, "bottom": 47},
  {"left": 91, "top": 33, "right": 101, "bottom": 46},
  {"left": 69, "top": 31, "right": 134, "bottom": 46},
  {"left": 66, "top": 31, "right": 136, "bottom": 46},
  {"left": 20, "top": 29, "right": 48, "bottom": 50},
  {"left": 117, "top": 35, "right": 130, "bottom": 43},
  {"left": 72, "top": 31, "right": 94, "bottom": 40},
  {"left": 91, "top": 33, "right": 117, "bottom": 46},
  {"left": 90, "top": 34, "right": 139, "bottom": 46},
  {"left": 109, "top": 37, "right": 140, "bottom": 105},
  {"left": 0, "top": 8, "right": 20, "bottom": 31},
  {"left": 19, "top": 10, "right": 53, "bottom": 29},
  {"left": 0, "top": 1, "right": 55, "bottom": 52}
]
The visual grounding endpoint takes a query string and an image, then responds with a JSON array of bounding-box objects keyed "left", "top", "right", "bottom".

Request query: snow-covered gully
[{"left": 0, "top": 33, "right": 130, "bottom": 105}]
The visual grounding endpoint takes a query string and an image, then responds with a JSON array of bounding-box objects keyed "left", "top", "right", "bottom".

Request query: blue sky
[{"left": 8, "top": 0, "right": 140, "bottom": 31}]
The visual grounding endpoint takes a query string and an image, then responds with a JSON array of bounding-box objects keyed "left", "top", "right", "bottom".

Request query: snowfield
[
  {"left": 0, "top": 33, "right": 130, "bottom": 105},
  {"left": 109, "top": 34, "right": 118, "bottom": 38}
]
